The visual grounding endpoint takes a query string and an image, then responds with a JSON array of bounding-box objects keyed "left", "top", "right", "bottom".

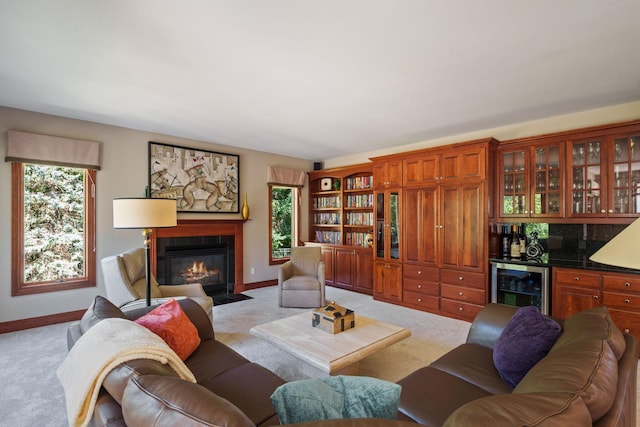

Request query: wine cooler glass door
[{"left": 491, "top": 262, "right": 550, "bottom": 314}]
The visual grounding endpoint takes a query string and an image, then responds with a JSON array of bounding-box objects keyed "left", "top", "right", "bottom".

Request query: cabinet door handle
[
  {"left": 458, "top": 291, "right": 464, "bottom": 296},
  {"left": 625, "top": 299, "right": 630, "bottom": 304},
  {"left": 458, "top": 276, "right": 463, "bottom": 281},
  {"left": 593, "top": 295, "right": 599, "bottom": 300},
  {"left": 458, "top": 307, "right": 464, "bottom": 311},
  {"left": 418, "top": 270, "right": 422, "bottom": 275},
  {"left": 417, "top": 298, "right": 422, "bottom": 302},
  {"left": 417, "top": 284, "right": 422, "bottom": 289},
  {"left": 624, "top": 282, "right": 631, "bottom": 287},
  {"left": 601, "top": 209, "right": 606, "bottom": 213},
  {"left": 608, "top": 209, "right": 613, "bottom": 213},
  {"left": 573, "top": 277, "right": 580, "bottom": 281}
]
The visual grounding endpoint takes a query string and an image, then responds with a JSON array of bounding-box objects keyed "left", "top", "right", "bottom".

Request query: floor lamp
[
  {"left": 113, "top": 198, "right": 177, "bottom": 306},
  {"left": 590, "top": 217, "right": 640, "bottom": 270}
]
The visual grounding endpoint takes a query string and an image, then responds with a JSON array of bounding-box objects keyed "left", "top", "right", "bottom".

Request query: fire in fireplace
[{"left": 165, "top": 244, "right": 230, "bottom": 294}]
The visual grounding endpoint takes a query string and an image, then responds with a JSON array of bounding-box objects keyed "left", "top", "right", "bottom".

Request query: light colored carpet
[{"left": 0, "top": 286, "right": 638, "bottom": 426}]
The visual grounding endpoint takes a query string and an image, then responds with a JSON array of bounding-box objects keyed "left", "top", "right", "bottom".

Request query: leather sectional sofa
[{"left": 66, "top": 296, "right": 637, "bottom": 426}]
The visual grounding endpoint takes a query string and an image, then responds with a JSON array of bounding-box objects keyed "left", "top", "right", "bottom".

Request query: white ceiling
[{"left": 1, "top": 1, "right": 639, "bottom": 161}]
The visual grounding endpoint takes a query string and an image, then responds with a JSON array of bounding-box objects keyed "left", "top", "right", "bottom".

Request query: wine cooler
[{"left": 490, "top": 261, "right": 550, "bottom": 315}]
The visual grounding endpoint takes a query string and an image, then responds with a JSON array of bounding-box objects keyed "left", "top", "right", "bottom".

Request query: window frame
[
  {"left": 268, "top": 184, "right": 301, "bottom": 265},
  {"left": 11, "top": 162, "right": 97, "bottom": 295}
]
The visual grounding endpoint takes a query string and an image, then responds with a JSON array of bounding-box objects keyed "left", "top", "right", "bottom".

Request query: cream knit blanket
[{"left": 56, "top": 317, "right": 196, "bottom": 427}]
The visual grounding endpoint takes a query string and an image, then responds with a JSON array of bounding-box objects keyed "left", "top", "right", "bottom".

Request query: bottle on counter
[
  {"left": 501, "top": 225, "right": 511, "bottom": 259},
  {"left": 510, "top": 224, "right": 521, "bottom": 259},
  {"left": 518, "top": 224, "right": 527, "bottom": 259}
]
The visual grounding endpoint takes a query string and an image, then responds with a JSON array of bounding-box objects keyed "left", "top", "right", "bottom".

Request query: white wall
[
  {"left": 0, "top": 107, "right": 313, "bottom": 322},
  {"left": 324, "top": 101, "right": 640, "bottom": 168}
]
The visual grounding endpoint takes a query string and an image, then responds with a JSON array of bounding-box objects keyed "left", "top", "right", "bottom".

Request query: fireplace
[
  {"left": 151, "top": 219, "right": 245, "bottom": 294},
  {"left": 165, "top": 244, "right": 230, "bottom": 294}
]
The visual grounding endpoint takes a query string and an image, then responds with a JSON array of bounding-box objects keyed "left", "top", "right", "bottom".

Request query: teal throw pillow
[{"left": 270, "top": 375, "right": 401, "bottom": 424}]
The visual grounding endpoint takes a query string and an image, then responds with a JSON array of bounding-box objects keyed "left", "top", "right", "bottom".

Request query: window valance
[
  {"left": 267, "top": 166, "right": 306, "bottom": 187},
  {"left": 5, "top": 130, "right": 102, "bottom": 170}
]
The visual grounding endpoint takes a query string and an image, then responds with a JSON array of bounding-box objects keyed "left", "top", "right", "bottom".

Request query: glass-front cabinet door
[
  {"left": 375, "top": 190, "right": 401, "bottom": 260},
  {"left": 500, "top": 149, "right": 527, "bottom": 217},
  {"left": 569, "top": 132, "right": 640, "bottom": 218},
  {"left": 531, "top": 144, "right": 563, "bottom": 217},
  {"left": 569, "top": 138, "right": 603, "bottom": 216},
  {"left": 610, "top": 133, "right": 640, "bottom": 216}
]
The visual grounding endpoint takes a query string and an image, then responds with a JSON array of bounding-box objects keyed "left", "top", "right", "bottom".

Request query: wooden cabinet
[
  {"left": 567, "top": 129, "right": 640, "bottom": 218},
  {"left": 306, "top": 244, "right": 373, "bottom": 295},
  {"left": 308, "top": 164, "right": 374, "bottom": 247},
  {"left": 373, "top": 188, "right": 402, "bottom": 302},
  {"left": 373, "top": 159, "right": 402, "bottom": 190},
  {"left": 372, "top": 139, "right": 496, "bottom": 320},
  {"left": 498, "top": 141, "right": 564, "bottom": 219},
  {"left": 306, "top": 163, "right": 374, "bottom": 296},
  {"left": 375, "top": 261, "right": 402, "bottom": 302},
  {"left": 553, "top": 267, "right": 640, "bottom": 353}
]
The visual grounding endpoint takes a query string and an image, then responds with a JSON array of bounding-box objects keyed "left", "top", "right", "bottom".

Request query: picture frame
[{"left": 148, "top": 141, "right": 240, "bottom": 213}]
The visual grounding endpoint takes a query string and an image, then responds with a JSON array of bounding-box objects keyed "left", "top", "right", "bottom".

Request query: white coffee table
[{"left": 250, "top": 311, "right": 411, "bottom": 376}]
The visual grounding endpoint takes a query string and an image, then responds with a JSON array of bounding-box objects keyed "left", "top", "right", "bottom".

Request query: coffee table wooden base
[{"left": 250, "top": 311, "right": 411, "bottom": 376}]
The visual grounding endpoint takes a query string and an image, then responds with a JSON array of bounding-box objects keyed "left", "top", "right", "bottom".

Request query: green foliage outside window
[
  {"left": 23, "top": 164, "right": 85, "bottom": 282},
  {"left": 271, "top": 186, "right": 293, "bottom": 259}
]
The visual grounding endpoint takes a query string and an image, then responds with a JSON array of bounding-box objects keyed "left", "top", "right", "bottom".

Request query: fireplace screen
[{"left": 165, "top": 245, "right": 229, "bottom": 293}]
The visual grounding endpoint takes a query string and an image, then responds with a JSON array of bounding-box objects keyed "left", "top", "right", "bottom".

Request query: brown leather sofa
[{"left": 67, "top": 297, "right": 637, "bottom": 426}]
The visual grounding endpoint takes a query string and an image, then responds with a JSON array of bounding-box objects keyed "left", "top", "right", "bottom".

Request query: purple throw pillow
[{"left": 493, "top": 306, "right": 562, "bottom": 388}]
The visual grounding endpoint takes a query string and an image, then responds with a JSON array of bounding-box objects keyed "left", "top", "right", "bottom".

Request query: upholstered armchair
[
  {"left": 278, "top": 246, "right": 326, "bottom": 308},
  {"left": 100, "top": 247, "right": 213, "bottom": 322}
]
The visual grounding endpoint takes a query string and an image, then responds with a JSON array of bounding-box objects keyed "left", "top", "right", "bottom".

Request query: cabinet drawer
[
  {"left": 403, "top": 290, "right": 439, "bottom": 311},
  {"left": 403, "top": 278, "right": 439, "bottom": 296},
  {"left": 403, "top": 264, "right": 438, "bottom": 281},
  {"left": 603, "top": 292, "right": 640, "bottom": 310},
  {"left": 440, "top": 269, "right": 485, "bottom": 290},
  {"left": 555, "top": 269, "right": 602, "bottom": 287},
  {"left": 441, "top": 284, "right": 486, "bottom": 304},
  {"left": 603, "top": 274, "right": 640, "bottom": 292},
  {"left": 440, "top": 298, "right": 483, "bottom": 321},
  {"left": 608, "top": 307, "right": 640, "bottom": 337}
]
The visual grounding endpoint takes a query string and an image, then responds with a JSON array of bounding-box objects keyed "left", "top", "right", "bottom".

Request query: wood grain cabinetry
[
  {"left": 307, "top": 163, "right": 374, "bottom": 295},
  {"left": 553, "top": 267, "right": 640, "bottom": 353},
  {"left": 372, "top": 138, "right": 496, "bottom": 321},
  {"left": 306, "top": 243, "right": 373, "bottom": 295}
]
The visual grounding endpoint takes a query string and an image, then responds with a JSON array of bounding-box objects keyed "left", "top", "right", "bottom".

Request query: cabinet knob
[
  {"left": 625, "top": 299, "right": 630, "bottom": 304},
  {"left": 417, "top": 284, "right": 422, "bottom": 289},
  {"left": 458, "top": 307, "right": 464, "bottom": 311},
  {"left": 417, "top": 298, "right": 422, "bottom": 303},
  {"left": 418, "top": 270, "right": 422, "bottom": 275},
  {"left": 459, "top": 291, "right": 464, "bottom": 296},
  {"left": 593, "top": 295, "right": 599, "bottom": 300},
  {"left": 624, "top": 328, "right": 631, "bottom": 334},
  {"left": 573, "top": 277, "right": 580, "bottom": 281},
  {"left": 608, "top": 209, "right": 613, "bottom": 213},
  {"left": 601, "top": 209, "right": 606, "bottom": 213},
  {"left": 624, "top": 282, "right": 631, "bottom": 287},
  {"left": 458, "top": 276, "right": 463, "bottom": 281}
]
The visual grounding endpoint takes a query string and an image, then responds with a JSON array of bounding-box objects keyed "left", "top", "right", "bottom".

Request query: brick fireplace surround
[{"left": 150, "top": 219, "right": 245, "bottom": 293}]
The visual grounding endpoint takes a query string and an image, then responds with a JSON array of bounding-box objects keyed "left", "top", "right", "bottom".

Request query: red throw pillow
[{"left": 134, "top": 299, "right": 201, "bottom": 361}]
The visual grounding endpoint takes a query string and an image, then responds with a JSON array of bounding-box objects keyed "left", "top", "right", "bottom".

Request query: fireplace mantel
[{"left": 150, "top": 219, "right": 245, "bottom": 292}]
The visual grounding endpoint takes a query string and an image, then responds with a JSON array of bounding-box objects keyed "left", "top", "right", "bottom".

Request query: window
[
  {"left": 11, "top": 162, "right": 96, "bottom": 295},
  {"left": 269, "top": 185, "right": 300, "bottom": 264}
]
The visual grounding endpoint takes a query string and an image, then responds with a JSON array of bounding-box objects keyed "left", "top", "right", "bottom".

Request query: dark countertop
[{"left": 489, "top": 256, "right": 640, "bottom": 275}]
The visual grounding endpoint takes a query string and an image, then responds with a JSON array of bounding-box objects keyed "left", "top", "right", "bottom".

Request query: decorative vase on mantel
[{"left": 241, "top": 192, "right": 250, "bottom": 220}]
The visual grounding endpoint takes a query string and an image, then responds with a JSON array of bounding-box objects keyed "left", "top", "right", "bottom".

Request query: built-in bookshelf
[{"left": 308, "top": 164, "right": 374, "bottom": 247}]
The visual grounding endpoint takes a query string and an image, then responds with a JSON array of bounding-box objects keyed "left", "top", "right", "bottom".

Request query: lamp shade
[
  {"left": 589, "top": 217, "right": 640, "bottom": 270},
  {"left": 113, "top": 198, "right": 177, "bottom": 229}
]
